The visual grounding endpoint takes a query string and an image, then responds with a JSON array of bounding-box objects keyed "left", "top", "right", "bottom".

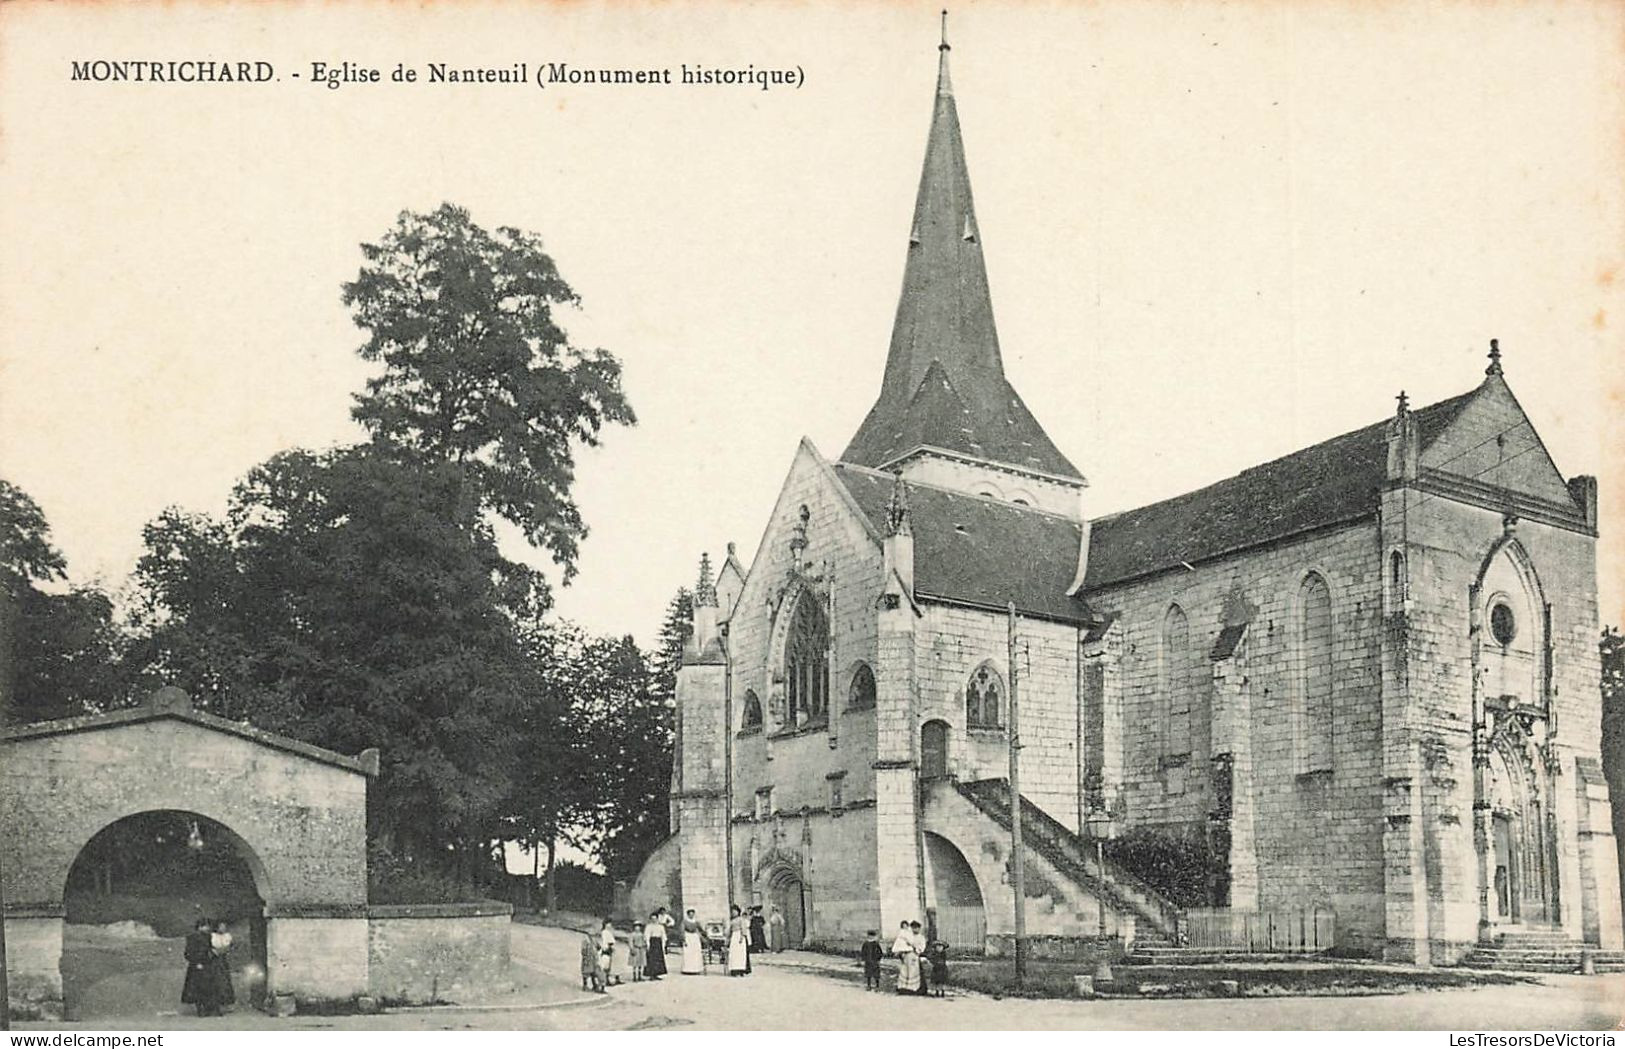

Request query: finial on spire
[
  {"left": 1396, "top": 389, "right": 1409, "bottom": 416},
  {"left": 940, "top": 10, "right": 950, "bottom": 51},
  {"left": 696, "top": 552, "right": 717, "bottom": 607},
  {"left": 885, "top": 471, "right": 913, "bottom": 537},
  {"left": 1486, "top": 338, "right": 1503, "bottom": 376}
]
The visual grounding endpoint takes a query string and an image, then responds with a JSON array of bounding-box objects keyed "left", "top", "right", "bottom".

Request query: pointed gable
[
  {"left": 841, "top": 36, "right": 1082, "bottom": 482},
  {"left": 1419, "top": 374, "right": 1573, "bottom": 505}
]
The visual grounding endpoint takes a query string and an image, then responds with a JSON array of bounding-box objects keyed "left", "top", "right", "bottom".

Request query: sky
[{"left": 1, "top": 0, "right": 1621, "bottom": 650}]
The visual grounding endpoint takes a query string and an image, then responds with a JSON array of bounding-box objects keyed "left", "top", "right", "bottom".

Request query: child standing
[
  {"left": 629, "top": 923, "right": 648, "bottom": 982},
  {"left": 580, "top": 931, "right": 605, "bottom": 993},
  {"left": 860, "top": 929, "right": 883, "bottom": 991}
]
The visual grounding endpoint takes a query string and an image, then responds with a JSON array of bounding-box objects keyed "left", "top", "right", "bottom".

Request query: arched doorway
[
  {"left": 61, "top": 811, "right": 268, "bottom": 1019},
  {"left": 1488, "top": 742, "right": 1550, "bottom": 926},
  {"left": 923, "top": 833, "right": 985, "bottom": 952},
  {"left": 766, "top": 867, "right": 807, "bottom": 948},
  {"left": 921, "top": 720, "right": 949, "bottom": 780}
]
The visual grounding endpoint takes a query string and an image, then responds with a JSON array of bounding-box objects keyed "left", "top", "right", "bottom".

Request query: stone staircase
[
  {"left": 952, "top": 779, "right": 1183, "bottom": 942},
  {"left": 1463, "top": 927, "right": 1625, "bottom": 974}
]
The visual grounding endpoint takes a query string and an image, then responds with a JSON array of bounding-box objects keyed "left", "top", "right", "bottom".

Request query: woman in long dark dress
[
  {"left": 644, "top": 910, "right": 669, "bottom": 979},
  {"left": 749, "top": 906, "right": 767, "bottom": 953},
  {"left": 181, "top": 918, "right": 219, "bottom": 1017}
]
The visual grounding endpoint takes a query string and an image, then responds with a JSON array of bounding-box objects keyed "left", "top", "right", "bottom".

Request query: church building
[{"left": 632, "top": 31, "right": 1622, "bottom": 965}]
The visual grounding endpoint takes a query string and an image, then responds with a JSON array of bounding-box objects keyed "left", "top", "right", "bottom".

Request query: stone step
[{"left": 1126, "top": 949, "right": 1313, "bottom": 966}]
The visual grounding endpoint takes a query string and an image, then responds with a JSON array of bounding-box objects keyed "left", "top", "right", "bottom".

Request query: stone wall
[
  {"left": 0, "top": 716, "right": 369, "bottom": 910},
  {"left": 915, "top": 604, "right": 1085, "bottom": 832},
  {"left": 267, "top": 914, "right": 370, "bottom": 1001},
  {"left": 1086, "top": 522, "right": 1389, "bottom": 947},
  {"left": 366, "top": 903, "right": 513, "bottom": 1005},
  {"left": 629, "top": 834, "right": 683, "bottom": 922},
  {"left": 1389, "top": 461, "right": 1622, "bottom": 955},
  {"left": 718, "top": 442, "right": 888, "bottom": 933}
]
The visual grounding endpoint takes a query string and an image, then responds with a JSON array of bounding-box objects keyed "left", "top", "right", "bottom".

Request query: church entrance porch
[
  {"left": 1480, "top": 731, "right": 1557, "bottom": 935},
  {"left": 766, "top": 867, "right": 807, "bottom": 949}
]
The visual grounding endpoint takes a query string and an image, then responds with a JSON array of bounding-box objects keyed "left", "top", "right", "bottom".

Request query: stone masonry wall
[
  {"left": 1086, "top": 523, "right": 1389, "bottom": 946},
  {"left": 1394, "top": 480, "right": 1622, "bottom": 953},
  {"left": 718, "top": 442, "right": 887, "bottom": 928},
  {"left": 0, "top": 717, "right": 368, "bottom": 909},
  {"left": 366, "top": 903, "right": 513, "bottom": 1005},
  {"left": 915, "top": 604, "right": 1085, "bottom": 832}
]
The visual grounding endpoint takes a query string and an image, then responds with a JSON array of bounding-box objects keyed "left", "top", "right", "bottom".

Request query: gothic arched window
[
  {"left": 1298, "top": 572, "right": 1334, "bottom": 772},
  {"left": 1160, "top": 604, "right": 1194, "bottom": 762},
  {"left": 741, "top": 689, "right": 763, "bottom": 731},
  {"left": 785, "top": 591, "right": 830, "bottom": 727},
  {"left": 848, "top": 663, "right": 877, "bottom": 710},
  {"left": 966, "top": 662, "right": 1003, "bottom": 729}
]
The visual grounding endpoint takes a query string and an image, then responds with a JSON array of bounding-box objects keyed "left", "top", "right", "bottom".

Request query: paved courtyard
[{"left": 15, "top": 922, "right": 1625, "bottom": 1031}]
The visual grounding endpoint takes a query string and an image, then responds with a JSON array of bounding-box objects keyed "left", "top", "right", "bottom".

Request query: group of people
[
  {"left": 580, "top": 902, "right": 793, "bottom": 991},
  {"left": 180, "top": 918, "right": 236, "bottom": 1017},
  {"left": 861, "top": 921, "right": 946, "bottom": 996}
]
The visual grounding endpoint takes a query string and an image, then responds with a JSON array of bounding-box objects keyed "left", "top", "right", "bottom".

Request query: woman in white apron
[
  {"left": 680, "top": 908, "right": 705, "bottom": 974},
  {"left": 726, "top": 905, "right": 750, "bottom": 976}
]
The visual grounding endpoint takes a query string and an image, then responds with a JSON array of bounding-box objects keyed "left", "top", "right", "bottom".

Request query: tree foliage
[
  {"left": 130, "top": 446, "right": 539, "bottom": 873},
  {"left": 0, "top": 477, "right": 128, "bottom": 723},
  {"left": 0, "top": 478, "right": 67, "bottom": 586},
  {"left": 343, "top": 203, "right": 635, "bottom": 595}
]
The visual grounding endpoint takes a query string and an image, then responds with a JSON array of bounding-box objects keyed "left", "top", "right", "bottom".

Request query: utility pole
[
  {"left": 0, "top": 789, "right": 10, "bottom": 1031},
  {"left": 1007, "top": 602, "right": 1027, "bottom": 986}
]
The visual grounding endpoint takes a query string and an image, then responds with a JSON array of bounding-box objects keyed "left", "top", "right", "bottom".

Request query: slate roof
[
  {"left": 843, "top": 361, "right": 1083, "bottom": 480},
  {"left": 831, "top": 387, "right": 1479, "bottom": 618},
  {"left": 832, "top": 462, "right": 1095, "bottom": 624},
  {"left": 840, "top": 42, "right": 1083, "bottom": 482},
  {"left": 1082, "top": 389, "right": 1478, "bottom": 590}
]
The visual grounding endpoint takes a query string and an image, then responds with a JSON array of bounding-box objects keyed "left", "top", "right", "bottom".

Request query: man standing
[{"left": 181, "top": 918, "right": 219, "bottom": 1017}]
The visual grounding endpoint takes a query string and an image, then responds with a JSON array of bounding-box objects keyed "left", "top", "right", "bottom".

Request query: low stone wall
[
  {"left": 367, "top": 901, "right": 512, "bottom": 1005},
  {"left": 4, "top": 906, "right": 66, "bottom": 1020}
]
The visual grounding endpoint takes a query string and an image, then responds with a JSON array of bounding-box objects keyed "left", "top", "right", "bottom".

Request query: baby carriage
[{"left": 702, "top": 920, "right": 729, "bottom": 967}]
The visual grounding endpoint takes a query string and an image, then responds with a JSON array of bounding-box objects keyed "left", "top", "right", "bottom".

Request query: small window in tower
[
  {"left": 741, "top": 690, "right": 763, "bottom": 732},
  {"left": 755, "top": 787, "right": 773, "bottom": 821},
  {"left": 827, "top": 772, "right": 846, "bottom": 813},
  {"left": 1490, "top": 602, "right": 1517, "bottom": 646},
  {"left": 966, "top": 662, "right": 1004, "bottom": 729},
  {"left": 848, "top": 663, "right": 877, "bottom": 710}
]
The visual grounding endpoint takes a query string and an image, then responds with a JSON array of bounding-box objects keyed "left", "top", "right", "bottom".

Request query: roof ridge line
[{"left": 832, "top": 460, "right": 1082, "bottom": 522}]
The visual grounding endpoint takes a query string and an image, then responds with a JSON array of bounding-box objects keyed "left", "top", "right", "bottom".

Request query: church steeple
[{"left": 841, "top": 21, "right": 1083, "bottom": 489}]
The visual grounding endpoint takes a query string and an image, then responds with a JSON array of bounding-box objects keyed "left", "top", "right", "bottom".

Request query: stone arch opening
[
  {"left": 762, "top": 862, "right": 808, "bottom": 948},
  {"left": 923, "top": 832, "right": 985, "bottom": 951},
  {"left": 61, "top": 810, "right": 270, "bottom": 1019},
  {"left": 1487, "top": 734, "right": 1551, "bottom": 926}
]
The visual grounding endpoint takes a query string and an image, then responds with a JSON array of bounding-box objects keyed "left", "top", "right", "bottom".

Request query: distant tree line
[{"left": 0, "top": 203, "right": 677, "bottom": 897}]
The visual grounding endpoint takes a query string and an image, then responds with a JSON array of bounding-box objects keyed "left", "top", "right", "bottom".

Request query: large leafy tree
[
  {"left": 130, "top": 447, "right": 539, "bottom": 879},
  {"left": 343, "top": 203, "right": 635, "bottom": 596},
  {"left": 0, "top": 478, "right": 127, "bottom": 723}
]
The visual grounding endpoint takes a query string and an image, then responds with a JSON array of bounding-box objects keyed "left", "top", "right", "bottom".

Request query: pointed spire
[
  {"left": 885, "top": 471, "right": 913, "bottom": 537},
  {"left": 840, "top": 19, "right": 1083, "bottom": 482},
  {"left": 695, "top": 552, "right": 717, "bottom": 607},
  {"left": 1486, "top": 338, "right": 1503, "bottom": 376}
]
